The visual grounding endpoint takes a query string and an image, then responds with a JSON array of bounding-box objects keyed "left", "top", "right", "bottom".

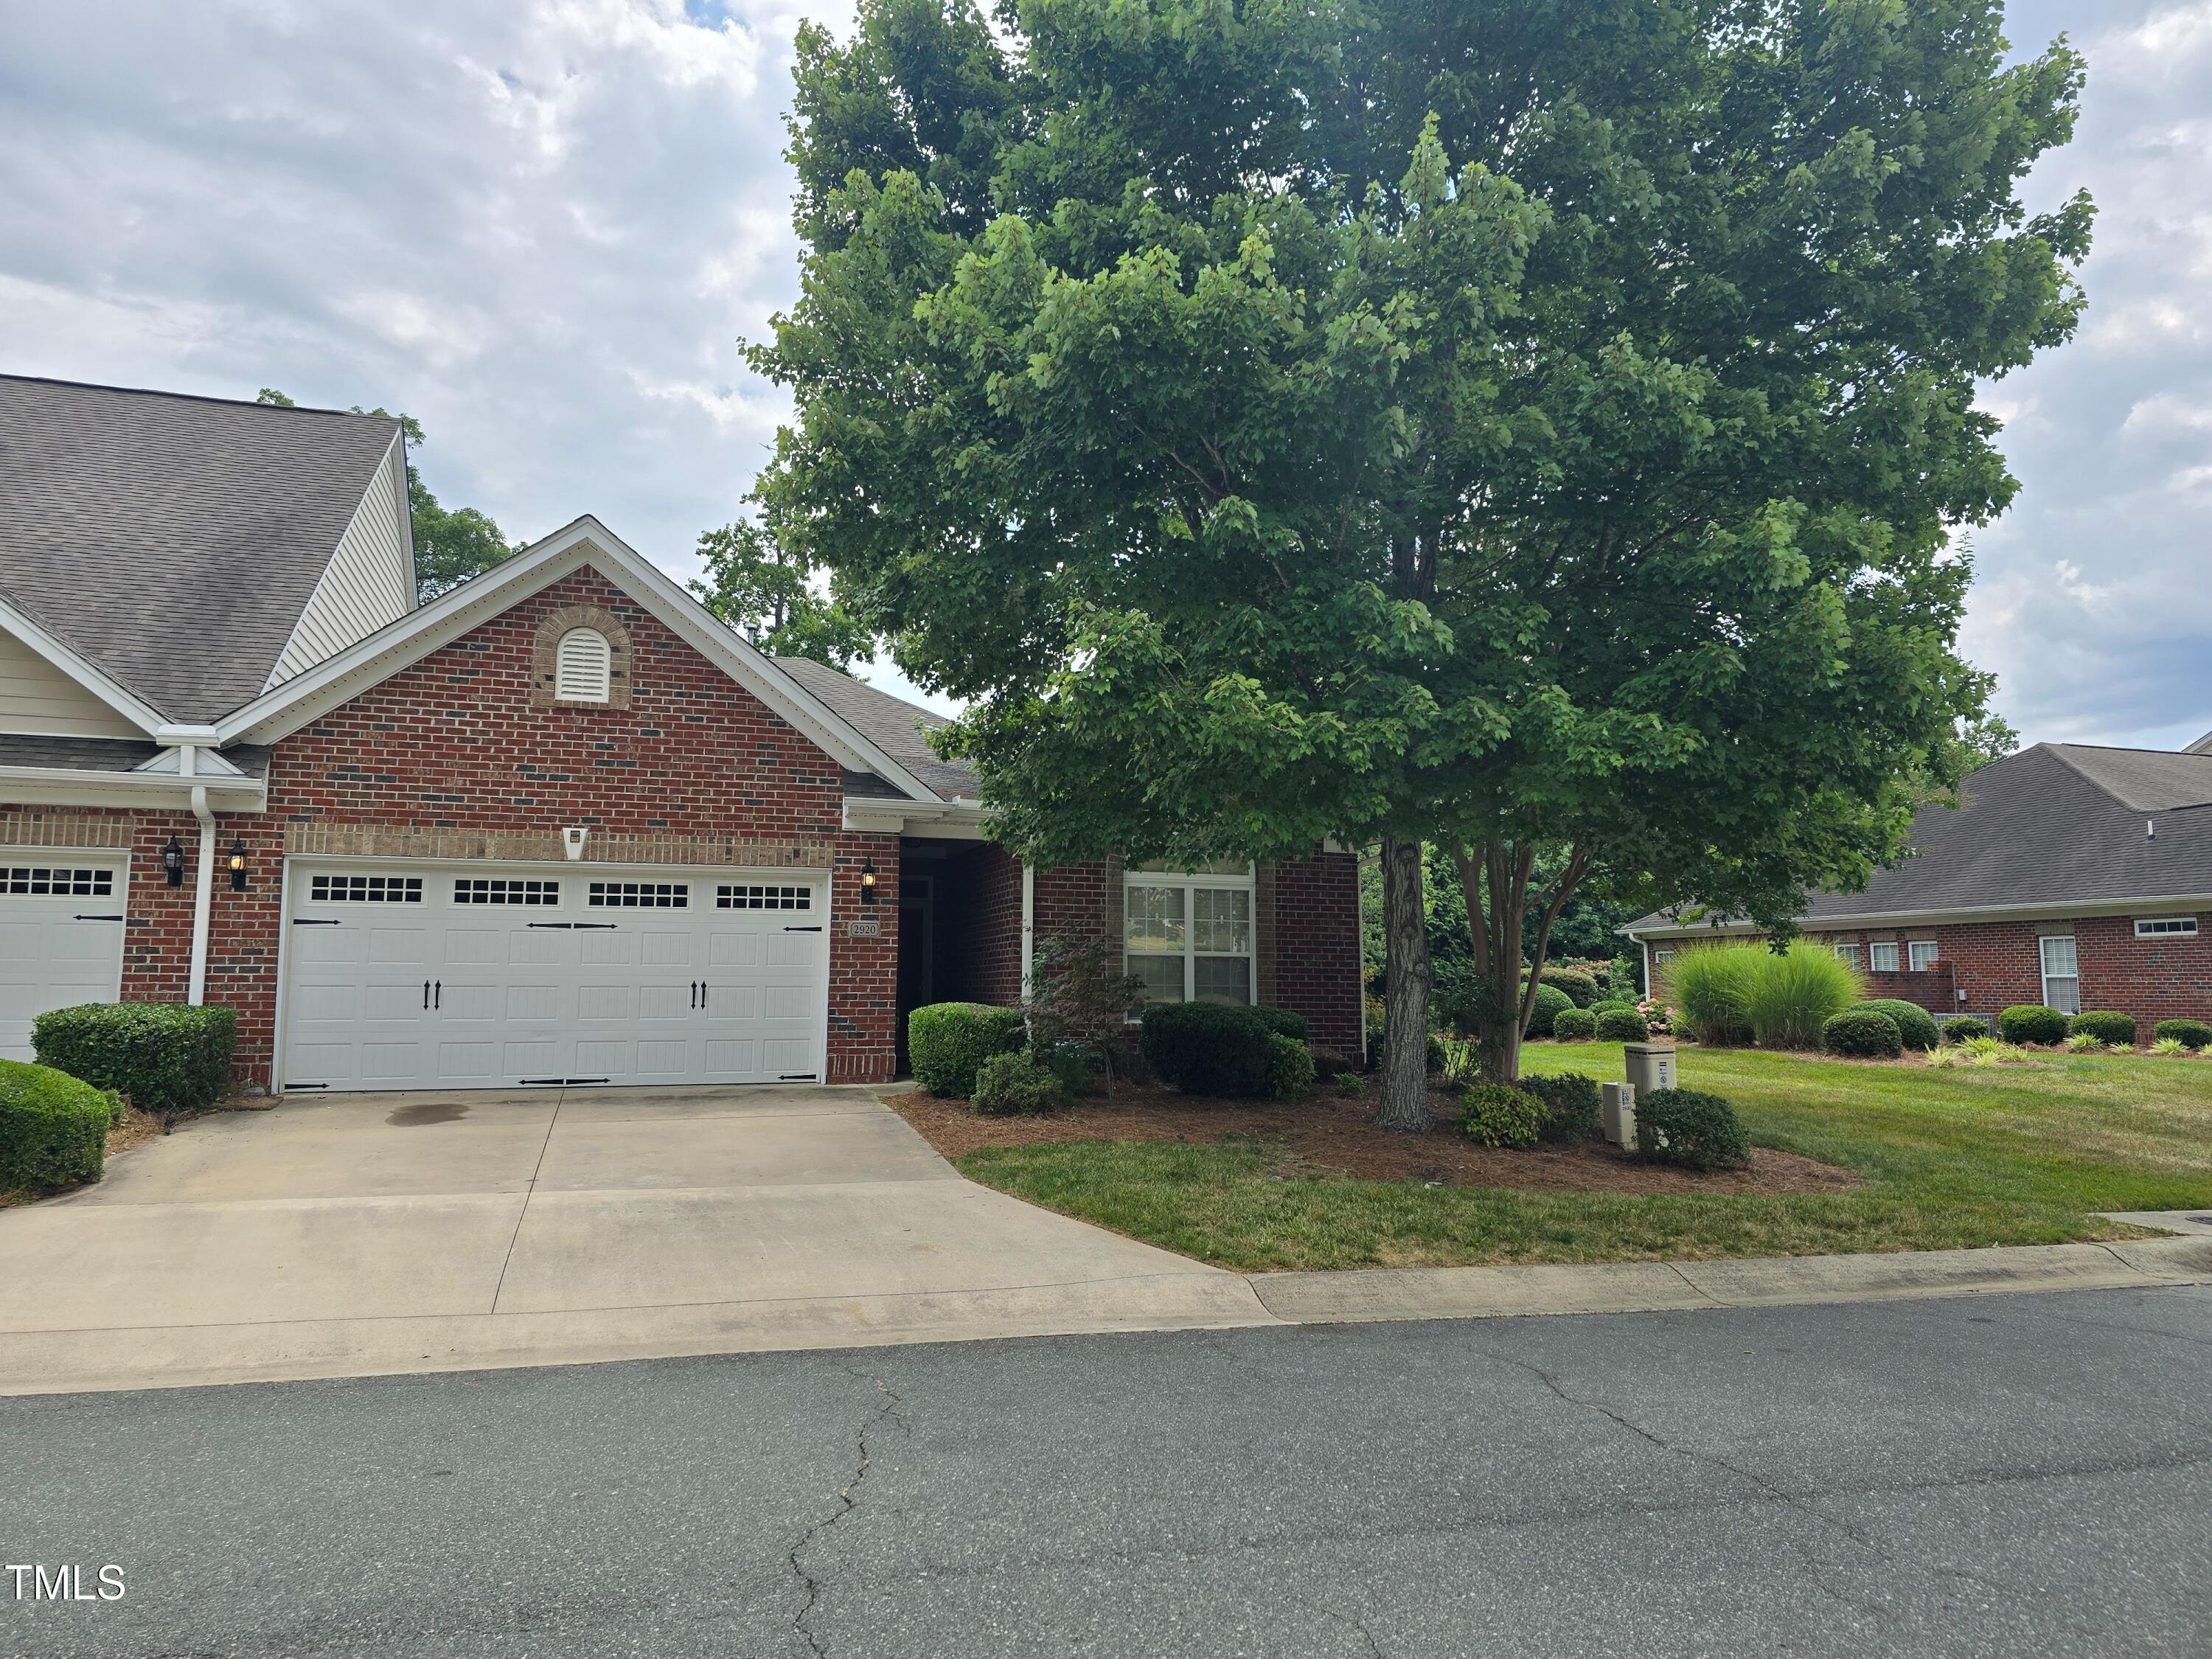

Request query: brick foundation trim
[
  {"left": 282, "top": 824, "right": 832, "bottom": 869},
  {"left": 1, "top": 810, "right": 133, "bottom": 849}
]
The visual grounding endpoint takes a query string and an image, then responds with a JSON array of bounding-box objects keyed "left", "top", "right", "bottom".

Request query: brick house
[
  {"left": 0, "top": 377, "right": 1361, "bottom": 1090},
  {"left": 1625, "top": 742, "right": 2212, "bottom": 1032}
]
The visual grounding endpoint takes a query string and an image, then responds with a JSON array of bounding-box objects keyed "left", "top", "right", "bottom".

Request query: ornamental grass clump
[
  {"left": 1658, "top": 946, "right": 1762, "bottom": 1046},
  {"left": 2150, "top": 1037, "right": 2191, "bottom": 1057},
  {"left": 2154, "top": 1018, "right": 2212, "bottom": 1051},
  {"left": 2063, "top": 1032, "right": 2106, "bottom": 1054},
  {"left": 1741, "top": 944, "right": 1863, "bottom": 1050}
]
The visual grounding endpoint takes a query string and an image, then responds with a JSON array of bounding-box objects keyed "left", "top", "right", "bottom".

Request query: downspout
[
  {"left": 183, "top": 744, "right": 215, "bottom": 1006},
  {"left": 1020, "top": 863, "right": 1035, "bottom": 1005}
]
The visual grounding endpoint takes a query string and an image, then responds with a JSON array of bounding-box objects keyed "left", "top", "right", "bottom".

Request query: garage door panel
[
  {"left": 708, "top": 933, "right": 760, "bottom": 968},
  {"left": 368, "top": 928, "right": 431, "bottom": 964},
  {"left": 1, "top": 867, "right": 128, "bottom": 1062},
  {"left": 284, "top": 864, "right": 825, "bottom": 1090},
  {"left": 766, "top": 935, "right": 817, "bottom": 968},
  {"left": 47, "top": 930, "right": 115, "bottom": 964}
]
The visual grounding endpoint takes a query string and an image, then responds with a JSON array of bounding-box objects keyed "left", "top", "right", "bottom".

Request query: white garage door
[
  {"left": 0, "top": 859, "right": 128, "bottom": 1061},
  {"left": 281, "top": 862, "right": 830, "bottom": 1092}
]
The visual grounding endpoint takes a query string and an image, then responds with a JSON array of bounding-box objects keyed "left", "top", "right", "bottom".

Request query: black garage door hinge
[
  {"left": 291, "top": 917, "right": 342, "bottom": 926},
  {"left": 779, "top": 1073, "right": 820, "bottom": 1082},
  {"left": 784, "top": 925, "right": 823, "bottom": 932}
]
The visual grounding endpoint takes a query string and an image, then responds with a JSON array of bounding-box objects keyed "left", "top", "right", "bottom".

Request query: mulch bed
[{"left": 890, "top": 1082, "right": 1860, "bottom": 1197}]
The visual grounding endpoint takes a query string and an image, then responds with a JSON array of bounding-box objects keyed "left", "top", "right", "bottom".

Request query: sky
[{"left": 0, "top": 1, "right": 2206, "bottom": 741}]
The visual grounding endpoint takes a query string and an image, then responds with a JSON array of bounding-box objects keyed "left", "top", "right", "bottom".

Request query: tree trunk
[{"left": 1377, "top": 835, "right": 1433, "bottom": 1132}]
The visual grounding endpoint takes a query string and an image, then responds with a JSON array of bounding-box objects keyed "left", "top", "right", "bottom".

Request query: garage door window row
[
  {"left": 588, "top": 880, "right": 689, "bottom": 908},
  {"left": 717, "top": 885, "right": 812, "bottom": 910},
  {"left": 308, "top": 874, "right": 422, "bottom": 903},
  {"left": 454, "top": 878, "right": 561, "bottom": 905},
  {"left": 3, "top": 866, "right": 114, "bottom": 897}
]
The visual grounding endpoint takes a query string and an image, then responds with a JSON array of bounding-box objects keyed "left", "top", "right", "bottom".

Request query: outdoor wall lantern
[
  {"left": 161, "top": 835, "right": 185, "bottom": 887},
  {"left": 228, "top": 836, "right": 249, "bottom": 892},
  {"left": 860, "top": 858, "right": 877, "bottom": 903}
]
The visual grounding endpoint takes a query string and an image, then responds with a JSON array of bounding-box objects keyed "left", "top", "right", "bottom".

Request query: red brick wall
[
  {"left": 1272, "top": 852, "right": 1364, "bottom": 1053},
  {"left": 967, "top": 844, "right": 1025, "bottom": 1005},
  {"left": 827, "top": 833, "right": 899, "bottom": 1082}
]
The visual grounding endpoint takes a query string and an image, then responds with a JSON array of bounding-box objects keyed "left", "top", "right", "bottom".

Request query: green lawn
[{"left": 957, "top": 1045, "right": 2212, "bottom": 1271}]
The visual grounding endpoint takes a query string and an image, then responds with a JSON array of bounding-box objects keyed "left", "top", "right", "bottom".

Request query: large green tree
[
  {"left": 256, "top": 390, "right": 517, "bottom": 603},
  {"left": 751, "top": 0, "right": 2090, "bottom": 1126},
  {"left": 689, "top": 518, "right": 874, "bottom": 667}
]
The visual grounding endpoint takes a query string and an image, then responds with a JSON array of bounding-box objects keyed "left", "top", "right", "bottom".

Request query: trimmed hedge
[
  {"left": 1525, "top": 981, "right": 1574, "bottom": 1038},
  {"left": 1595, "top": 1006, "right": 1649, "bottom": 1043},
  {"left": 2070, "top": 1010, "right": 2137, "bottom": 1048},
  {"left": 1540, "top": 967, "right": 1602, "bottom": 1008},
  {"left": 1852, "top": 999, "right": 1939, "bottom": 1052},
  {"left": 1460, "top": 1082, "right": 1546, "bottom": 1148},
  {"left": 1250, "top": 1006, "right": 1310, "bottom": 1043},
  {"left": 1943, "top": 1016, "right": 1989, "bottom": 1043},
  {"left": 1551, "top": 1006, "right": 1598, "bottom": 1042},
  {"left": 1141, "top": 1002, "right": 1276, "bottom": 1096},
  {"left": 1823, "top": 1008, "right": 1902, "bottom": 1059},
  {"left": 1635, "top": 1087, "right": 1750, "bottom": 1172},
  {"left": 0, "top": 1058, "right": 116, "bottom": 1191},
  {"left": 908, "top": 1003, "right": 1026, "bottom": 1097},
  {"left": 2154, "top": 1018, "right": 2212, "bottom": 1051},
  {"left": 32, "top": 1002, "right": 236, "bottom": 1115},
  {"left": 1521, "top": 1071, "right": 1601, "bottom": 1144},
  {"left": 1998, "top": 1005, "right": 2070, "bottom": 1046},
  {"left": 1265, "top": 1034, "right": 1317, "bottom": 1099},
  {"left": 971, "top": 1051, "right": 1068, "bottom": 1117}
]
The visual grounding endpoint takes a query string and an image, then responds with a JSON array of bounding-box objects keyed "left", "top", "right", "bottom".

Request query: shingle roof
[
  {"left": 773, "top": 656, "right": 977, "bottom": 801},
  {"left": 0, "top": 376, "right": 402, "bottom": 724},
  {"left": 1630, "top": 742, "right": 2212, "bottom": 933}
]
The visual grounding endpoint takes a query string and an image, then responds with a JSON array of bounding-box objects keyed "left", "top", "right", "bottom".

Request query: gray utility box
[
  {"left": 1623, "top": 1042, "right": 1677, "bottom": 1099},
  {"left": 1601, "top": 1082, "right": 1637, "bottom": 1150}
]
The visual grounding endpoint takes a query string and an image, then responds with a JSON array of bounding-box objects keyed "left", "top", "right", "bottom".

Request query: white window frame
[
  {"left": 1123, "top": 863, "right": 1258, "bottom": 1009},
  {"left": 1832, "top": 942, "right": 1863, "bottom": 970},
  {"left": 1868, "top": 941, "right": 1899, "bottom": 973},
  {"left": 2134, "top": 917, "right": 2199, "bottom": 939},
  {"left": 1652, "top": 949, "right": 1676, "bottom": 967},
  {"left": 554, "top": 627, "right": 613, "bottom": 703},
  {"left": 1908, "top": 939, "right": 1939, "bottom": 972},
  {"left": 2039, "top": 934, "right": 2080, "bottom": 1015}
]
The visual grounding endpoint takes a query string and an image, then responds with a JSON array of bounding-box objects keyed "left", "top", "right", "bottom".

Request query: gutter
[
  {"left": 1626, "top": 890, "right": 2212, "bottom": 941},
  {"left": 174, "top": 734, "right": 218, "bottom": 1007},
  {"left": 1020, "top": 863, "right": 1035, "bottom": 1004}
]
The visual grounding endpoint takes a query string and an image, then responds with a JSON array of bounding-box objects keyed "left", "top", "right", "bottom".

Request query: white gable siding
[
  {"left": 265, "top": 439, "right": 414, "bottom": 690},
  {"left": 0, "top": 623, "right": 143, "bottom": 737}
]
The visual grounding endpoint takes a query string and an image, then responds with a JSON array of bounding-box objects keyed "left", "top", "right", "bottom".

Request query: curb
[{"left": 1247, "top": 1237, "right": 2212, "bottom": 1326}]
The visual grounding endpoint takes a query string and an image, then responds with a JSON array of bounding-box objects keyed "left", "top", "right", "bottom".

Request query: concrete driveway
[{"left": 0, "top": 1086, "right": 1270, "bottom": 1394}]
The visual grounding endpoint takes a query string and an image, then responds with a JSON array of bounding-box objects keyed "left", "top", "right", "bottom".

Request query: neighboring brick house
[
  {"left": 1626, "top": 742, "right": 2212, "bottom": 1032},
  {"left": 0, "top": 376, "right": 1361, "bottom": 1090}
]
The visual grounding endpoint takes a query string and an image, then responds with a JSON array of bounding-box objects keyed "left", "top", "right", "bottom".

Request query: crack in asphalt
[
  {"left": 1287, "top": 1590, "right": 1385, "bottom": 1658},
  {"left": 787, "top": 1371, "right": 908, "bottom": 1658}
]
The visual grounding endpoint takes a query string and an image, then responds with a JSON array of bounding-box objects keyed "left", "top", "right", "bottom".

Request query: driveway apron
[{"left": 0, "top": 1085, "right": 1272, "bottom": 1394}]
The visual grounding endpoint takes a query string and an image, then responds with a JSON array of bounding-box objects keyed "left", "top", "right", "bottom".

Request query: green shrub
[
  {"left": 1539, "top": 967, "right": 1602, "bottom": 1008},
  {"left": 1426, "top": 1032, "right": 1447, "bottom": 1074},
  {"left": 32, "top": 1002, "right": 237, "bottom": 1116},
  {"left": 2150, "top": 1036, "right": 2190, "bottom": 1057},
  {"left": 970, "top": 1051, "right": 1068, "bottom": 1117},
  {"left": 1998, "top": 1005, "right": 2069, "bottom": 1046},
  {"left": 1250, "top": 1006, "right": 1310, "bottom": 1042},
  {"left": 1657, "top": 947, "right": 1761, "bottom": 1046},
  {"left": 1141, "top": 1002, "right": 1276, "bottom": 1096},
  {"left": 1037, "top": 1041, "right": 1091, "bottom": 1096},
  {"left": 2154, "top": 1018, "right": 2212, "bottom": 1050},
  {"left": 1635, "top": 1087, "right": 1750, "bottom": 1172},
  {"left": 1852, "top": 999, "right": 1940, "bottom": 1052},
  {"left": 1266, "top": 1034, "right": 1317, "bottom": 1098},
  {"left": 1590, "top": 999, "right": 1637, "bottom": 1016},
  {"left": 2070, "top": 1010, "right": 2137, "bottom": 1047},
  {"left": 1459, "top": 1082, "right": 1547, "bottom": 1148},
  {"left": 1943, "top": 1016, "right": 1989, "bottom": 1043},
  {"left": 1595, "top": 1006, "right": 1649, "bottom": 1043},
  {"left": 1551, "top": 1006, "right": 1598, "bottom": 1042},
  {"left": 1333, "top": 1071, "right": 1368, "bottom": 1099},
  {"left": 1521, "top": 1071, "right": 1601, "bottom": 1144},
  {"left": 908, "top": 1003, "right": 1026, "bottom": 1096},
  {"left": 1524, "top": 981, "right": 1574, "bottom": 1038},
  {"left": 0, "top": 1058, "right": 115, "bottom": 1191},
  {"left": 1823, "top": 1007, "right": 1902, "bottom": 1059},
  {"left": 1742, "top": 943, "right": 1863, "bottom": 1049}
]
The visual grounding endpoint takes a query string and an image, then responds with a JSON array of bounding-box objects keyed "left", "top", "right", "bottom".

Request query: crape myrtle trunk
[
  {"left": 1376, "top": 835, "right": 1433, "bottom": 1132},
  {"left": 1456, "top": 841, "right": 1593, "bottom": 1086}
]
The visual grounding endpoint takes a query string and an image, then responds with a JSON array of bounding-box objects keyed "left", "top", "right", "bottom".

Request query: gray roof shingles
[
  {"left": 773, "top": 655, "right": 977, "bottom": 802},
  {"left": 1631, "top": 743, "right": 2212, "bottom": 933},
  {"left": 0, "top": 376, "right": 401, "bottom": 724}
]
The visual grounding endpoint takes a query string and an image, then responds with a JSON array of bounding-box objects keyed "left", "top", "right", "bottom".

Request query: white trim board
[
  {"left": 213, "top": 515, "right": 943, "bottom": 804},
  {"left": 1628, "top": 892, "right": 2212, "bottom": 942}
]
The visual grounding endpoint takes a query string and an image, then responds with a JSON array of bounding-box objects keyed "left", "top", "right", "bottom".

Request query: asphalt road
[{"left": 6, "top": 1284, "right": 2211, "bottom": 1657}]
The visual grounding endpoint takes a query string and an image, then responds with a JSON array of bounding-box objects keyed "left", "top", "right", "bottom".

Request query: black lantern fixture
[
  {"left": 228, "top": 836, "right": 249, "bottom": 892},
  {"left": 161, "top": 835, "right": 185, "bottom": 887},
  {"left": 859, "top": 857, "right": 878, "bottom": 903}
]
